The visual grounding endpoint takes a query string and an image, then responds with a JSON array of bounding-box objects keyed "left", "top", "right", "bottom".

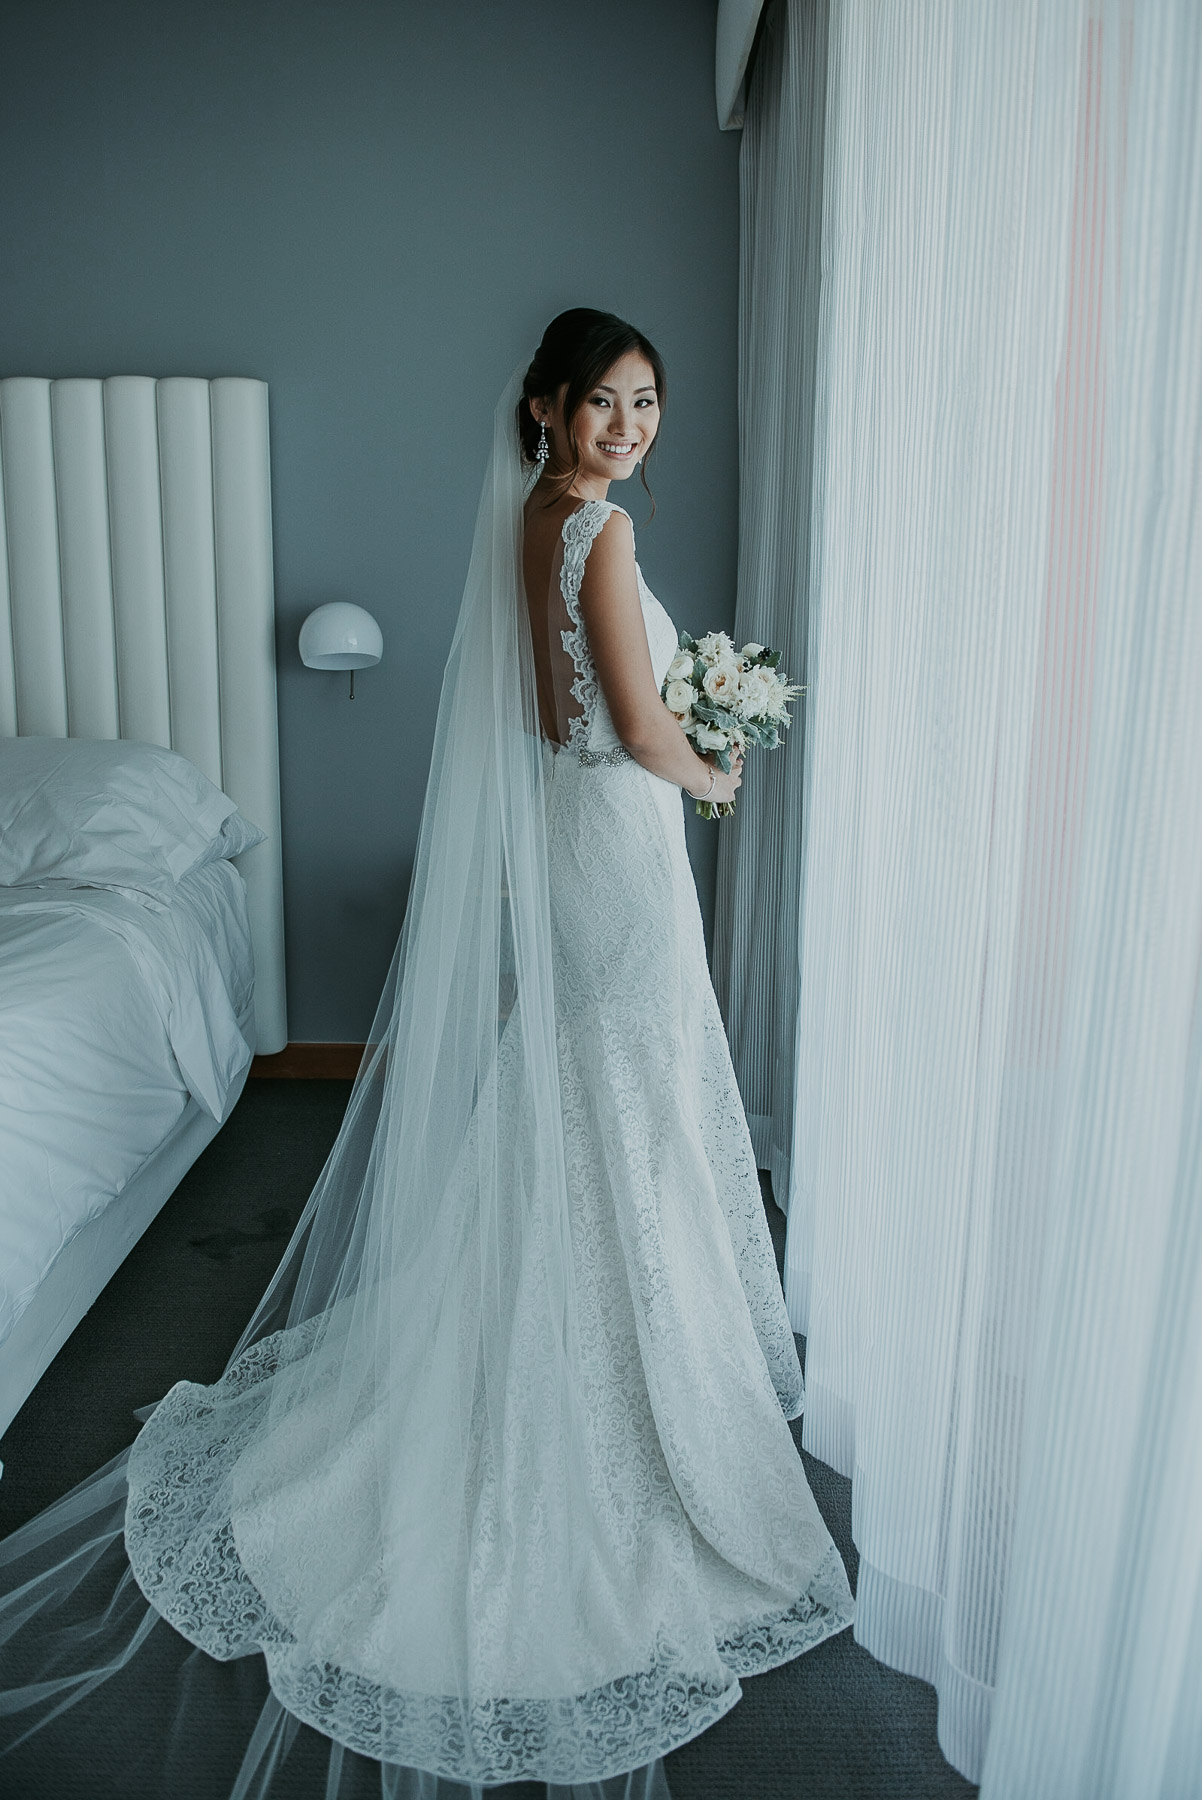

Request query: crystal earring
[{"left": 536, "top": 419, "right": 549, "bottom": 465}]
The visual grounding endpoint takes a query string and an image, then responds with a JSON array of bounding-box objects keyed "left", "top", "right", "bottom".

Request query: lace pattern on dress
[
  {"left": 559, "top": 501, "right": 632, "bottom": 765},
  {"left": 124, "top": 1328, "right": 850, "bottom": 1783}
]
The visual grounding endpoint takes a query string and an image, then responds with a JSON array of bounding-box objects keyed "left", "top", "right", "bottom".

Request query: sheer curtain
[{"left": 730, "top": 0, "right": 1201, "bottom": 1787}]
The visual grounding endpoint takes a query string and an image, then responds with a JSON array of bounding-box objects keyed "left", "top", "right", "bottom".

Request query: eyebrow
[{"left": 594, "top": 383, "right": 657, "bottom": 395}]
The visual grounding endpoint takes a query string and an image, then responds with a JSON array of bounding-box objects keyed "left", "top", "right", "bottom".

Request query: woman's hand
[{"left": 696, "top": 751, "right": 743, "bottom": 806}]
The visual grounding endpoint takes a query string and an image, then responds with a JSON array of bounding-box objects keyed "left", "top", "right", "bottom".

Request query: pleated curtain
[
  {"left": 725, "top": 0, "right": 1202, "bottom": 1788},
  {"left": 711, "top": 0, "right": 829, "bottom": 1204},
  {"left": 708, "top": 3, "right": 831, "bottom": 1209}
]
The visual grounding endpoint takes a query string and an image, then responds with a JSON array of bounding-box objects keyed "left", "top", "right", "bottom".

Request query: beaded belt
[{"left": 576, "top": 745, "right": 632, "bottom": 767}]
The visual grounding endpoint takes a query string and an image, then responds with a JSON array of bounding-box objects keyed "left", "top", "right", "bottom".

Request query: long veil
[{"left": 0, "top": 365, "right": 672, "bottom": 1800}]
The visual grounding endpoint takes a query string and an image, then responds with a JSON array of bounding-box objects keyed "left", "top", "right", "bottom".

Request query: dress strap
[
  {"left": 559, "top": 501, "right": 632, "bottom": 611},
  {"left": 557, "top": 501, "right": 633, "bottom": 762},
  {"left": 557, "top": 504, "right": 626, "bottom": 630}
]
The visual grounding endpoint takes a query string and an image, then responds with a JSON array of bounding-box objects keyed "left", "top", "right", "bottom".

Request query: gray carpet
[{"left": 0, "top": 1081, "right": 977, "bottom": 1800}]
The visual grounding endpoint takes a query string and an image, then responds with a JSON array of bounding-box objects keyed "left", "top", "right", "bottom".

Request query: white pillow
[
  {"left": 0, "top": 737, "right": 266, "bottom": 903},
  {"left": 202, "top": 807, "right": 268, "bottom": 865}
]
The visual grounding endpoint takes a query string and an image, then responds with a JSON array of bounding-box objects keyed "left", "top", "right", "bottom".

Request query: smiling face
[{"left": 531, "top": 349, "right": 662, "bottom": 501}]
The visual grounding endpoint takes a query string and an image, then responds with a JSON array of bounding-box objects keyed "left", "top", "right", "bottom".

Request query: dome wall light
[{"left": 298, "top": 602, "right": 383, "bottom": 699}]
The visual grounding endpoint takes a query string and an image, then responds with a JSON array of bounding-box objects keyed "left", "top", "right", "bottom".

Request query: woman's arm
[{"left": 578, "top": 513, "right": 742, "bottom": 804}]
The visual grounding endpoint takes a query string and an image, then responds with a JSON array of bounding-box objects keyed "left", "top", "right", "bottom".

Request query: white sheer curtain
[{"left": 740, "top": 0, "right": 1202, "bottom": 1787}]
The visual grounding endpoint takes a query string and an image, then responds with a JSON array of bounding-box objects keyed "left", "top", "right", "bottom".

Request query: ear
[{"left": 528, "top": 395, "right": 549, "bottom": 426}]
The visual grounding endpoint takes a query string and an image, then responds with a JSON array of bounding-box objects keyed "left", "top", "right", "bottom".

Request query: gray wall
[{"left": 0, "top": 0, "right": 741, "bottom": 1041}]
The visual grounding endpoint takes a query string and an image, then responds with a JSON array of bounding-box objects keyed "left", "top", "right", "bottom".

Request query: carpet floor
[{"left": 0, "top": 1080, "right": 978, "bottom": 1800}]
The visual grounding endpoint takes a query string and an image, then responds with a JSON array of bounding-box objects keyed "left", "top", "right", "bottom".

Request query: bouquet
[{"left": 662, "top": 630, "right": 805, "bottom": 818}]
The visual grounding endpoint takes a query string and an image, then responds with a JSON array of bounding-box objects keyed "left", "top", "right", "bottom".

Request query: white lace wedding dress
[{"left": 118, "top": 496, "right": 854, "bottom": 1787}]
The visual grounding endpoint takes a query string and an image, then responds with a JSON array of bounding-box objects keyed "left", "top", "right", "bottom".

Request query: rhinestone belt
[{"left": 576, "top": 745, "right": 632, "bottom": 767}]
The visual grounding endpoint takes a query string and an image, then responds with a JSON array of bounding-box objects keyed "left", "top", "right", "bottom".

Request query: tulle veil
[{"left": 0, "top": 363, "right": 672, "bottom": 1800}]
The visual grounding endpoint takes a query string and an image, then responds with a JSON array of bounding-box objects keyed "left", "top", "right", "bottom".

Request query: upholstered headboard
[{"left": 0, "top": 375, "right": 287, "bottom": 1054}]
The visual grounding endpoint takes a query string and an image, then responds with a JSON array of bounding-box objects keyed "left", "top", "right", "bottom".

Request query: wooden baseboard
[{"left": 250, "top": 1043, "right": 366, "bottom": 1079}]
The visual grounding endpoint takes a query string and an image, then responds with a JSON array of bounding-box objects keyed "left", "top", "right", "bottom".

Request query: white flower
[
  {"left": 702, "top": 664, "right": 740, "bottom": 705},
  {"left": 694, "top": 724, "right": 729, "bottom": 752},
  {"left": 666, "top": 651, "right": 695, "bottom": 683},
  {"left": 766, "top": 675, "right": 797, "bottom": 721},
  {"left": 697, "top": 630, "right": 734, "bottom": 662},
  {"left": 664, "top": 678, "right": 697, "bottom": 716},
  {"left": 738, "top": 665, "right": 778, "bottom": 718},
  {"left": 741, "top": 641, "right": 765, "bottom": 659}
]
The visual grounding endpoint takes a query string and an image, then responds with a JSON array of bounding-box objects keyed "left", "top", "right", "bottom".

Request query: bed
[{"left": 0, "top": 375, "right": 288, "bottom": 1449}]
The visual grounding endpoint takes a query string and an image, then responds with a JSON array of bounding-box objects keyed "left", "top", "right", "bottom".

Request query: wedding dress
[{"left": 0, "top": 368, "right": 852, "bottom": 1800}]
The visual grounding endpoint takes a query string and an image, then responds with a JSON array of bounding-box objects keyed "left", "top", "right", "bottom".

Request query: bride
[{"left": 0, "top": 309, "right": 853, "bottom": 1799}]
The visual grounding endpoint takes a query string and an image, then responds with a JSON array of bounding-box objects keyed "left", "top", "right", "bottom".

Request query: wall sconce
[{"left": 298, "top": 603, "right": 383, "bottom": 699}]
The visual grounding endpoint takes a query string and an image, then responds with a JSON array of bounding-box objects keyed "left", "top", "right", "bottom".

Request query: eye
[
  {"left": 635, "top": 397, "right": 657, "bottom": 408},
  {"left": 589, "top": 395, "right": 611, "bottom": 408}
]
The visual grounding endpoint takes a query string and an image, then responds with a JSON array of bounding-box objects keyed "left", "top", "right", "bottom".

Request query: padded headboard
[{"left": 0, "top": 375, "right": 287, "bottom": 1054}]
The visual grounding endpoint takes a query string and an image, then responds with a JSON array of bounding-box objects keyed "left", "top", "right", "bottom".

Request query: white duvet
[{"left": 0, "top": 861, "right": 254, "bottom": 1349}]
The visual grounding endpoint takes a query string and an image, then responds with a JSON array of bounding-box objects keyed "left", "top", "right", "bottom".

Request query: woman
[{"left": 0, "top": 310, "right": 853, "bottom": 1800}]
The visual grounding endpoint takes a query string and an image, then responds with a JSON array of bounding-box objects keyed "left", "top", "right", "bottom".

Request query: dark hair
[{"left": 517, "top": 308, "right": 667, "bottom": 515}]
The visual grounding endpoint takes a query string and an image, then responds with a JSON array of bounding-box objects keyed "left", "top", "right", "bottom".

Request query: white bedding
[{"left": 0, "top": 861, "right": 254, "bottom": 1352}]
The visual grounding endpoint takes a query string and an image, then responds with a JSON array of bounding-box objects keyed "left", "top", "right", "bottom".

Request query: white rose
[
  {"left": 664, "top": 678, "right": 697, "bottom": 716},
  {"left": 739, "top": 665, "right": 777, "bottom": 718},
  {"left": 666, "top": 651, "right": 695, "bottom": 683},
  {"left": 741, "top": 641, "right": 765, "bottom": 659},
  {"left": 702, "top": 664, "right": 740, "bottom": 705},
  {"left": 694, "top": 724, "right": 729, "bottom": 752}
]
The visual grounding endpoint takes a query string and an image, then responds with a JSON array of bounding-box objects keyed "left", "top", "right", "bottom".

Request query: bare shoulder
[
  {"left": 523, "top": 491, "right": 577, "bottom": 598},
  {"left": 523, "top": 489, "right": 574, "bottom": 552}
]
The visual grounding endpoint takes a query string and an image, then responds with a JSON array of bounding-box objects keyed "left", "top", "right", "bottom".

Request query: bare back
[
  {"left": 522, "top": 483, "right": 684, "bottom": 771},
  {"left": 522, "top": 488, "right": 587, "bottom": 748}
]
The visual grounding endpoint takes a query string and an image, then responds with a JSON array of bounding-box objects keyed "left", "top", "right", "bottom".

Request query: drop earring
[{"left": 536, "top": 418, "right": 549, "bottom": 466}]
